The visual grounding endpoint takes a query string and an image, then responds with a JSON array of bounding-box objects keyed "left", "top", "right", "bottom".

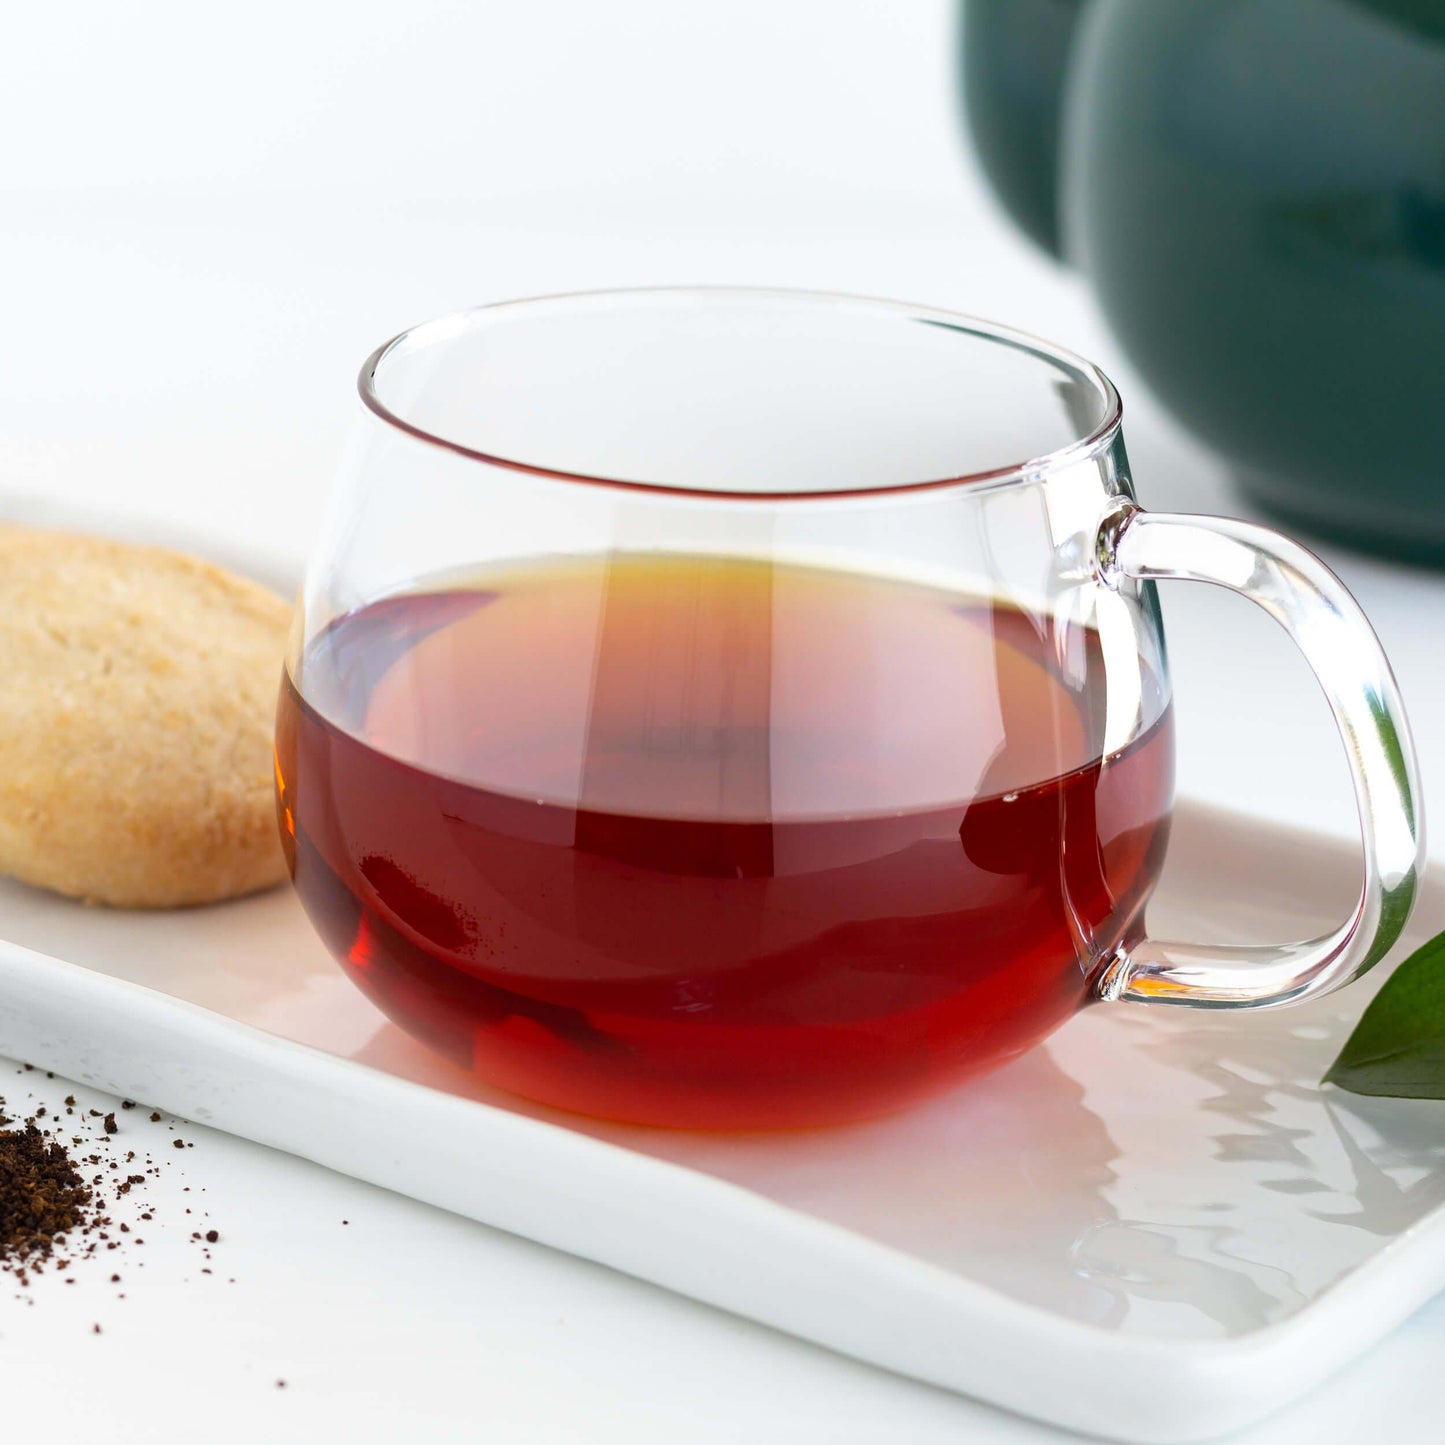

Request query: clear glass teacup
[{"left": 275, "top": 289, "right": 1422, "bottom": 1128}]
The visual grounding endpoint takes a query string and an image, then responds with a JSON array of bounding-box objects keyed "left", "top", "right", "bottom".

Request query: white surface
[
  {"left": 6, "top": 790, "right": 1444, "bottom": 1442},
  {"left": 2, "top": 3, "right": 1444, "bottom": 1440}
]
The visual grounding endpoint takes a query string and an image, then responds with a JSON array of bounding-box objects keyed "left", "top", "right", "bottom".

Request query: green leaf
[{"left": 1325, "top": 929, "right": 1445, "bottom": 1097}]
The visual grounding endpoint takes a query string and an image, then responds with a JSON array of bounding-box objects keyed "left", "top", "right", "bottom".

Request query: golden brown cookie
[{"left": 0, "top": 527, "right": 292, "bottom": 907}]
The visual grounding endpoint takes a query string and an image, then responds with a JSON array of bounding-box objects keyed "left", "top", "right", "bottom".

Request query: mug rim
[{"left": 357, "top": 286, "right": 1124, "bottom": 502}]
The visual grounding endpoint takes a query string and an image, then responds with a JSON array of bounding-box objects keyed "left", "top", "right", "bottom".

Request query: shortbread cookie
[{"left": 0, "top": 527, "right": 292, "bottom": 906}]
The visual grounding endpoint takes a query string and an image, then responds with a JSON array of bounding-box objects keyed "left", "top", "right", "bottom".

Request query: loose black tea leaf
[
  {"left": 0, "top": 1122, "right": 92, "bottom": 1270},
  {"left": 1326, "top": 929, "right": 1445, "bottom": 1097},
  {"left": 3, "top": 1074, "right": 225, "bottom": 1312}
]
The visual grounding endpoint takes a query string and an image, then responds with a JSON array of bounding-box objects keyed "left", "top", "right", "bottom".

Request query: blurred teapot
[{"left": 960, "top": 0, "right": 1445, "bottom": 566}]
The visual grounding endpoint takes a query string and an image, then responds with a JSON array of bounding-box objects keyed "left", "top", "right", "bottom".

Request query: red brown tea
[{"left": 275, "top": 554, "right": 1173, "bottom": 1128}]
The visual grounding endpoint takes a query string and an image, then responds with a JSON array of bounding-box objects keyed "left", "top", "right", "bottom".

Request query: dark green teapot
[{"left": 961, "top": 0, "right": 1445, "bottom": 566}]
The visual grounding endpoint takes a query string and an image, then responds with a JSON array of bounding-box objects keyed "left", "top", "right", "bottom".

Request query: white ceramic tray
[{"left": 0, "top": 507, "right": 1441, "bottom": 1442}]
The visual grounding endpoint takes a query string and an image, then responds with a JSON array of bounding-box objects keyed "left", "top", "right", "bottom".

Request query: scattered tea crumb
[
  {"left": 1, "top": 1078, "right": 226, "bottom": 1321},
  {"left": 0, "top": 1120, "right": 92, "bottom": 1283}
]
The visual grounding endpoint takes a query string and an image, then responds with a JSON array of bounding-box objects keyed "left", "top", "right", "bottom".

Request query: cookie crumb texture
[{"left": 0, "top": 528, "right": 293, "bottom": 907}]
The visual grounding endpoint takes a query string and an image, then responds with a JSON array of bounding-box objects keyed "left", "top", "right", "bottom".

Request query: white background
[{"left": 2, "top": 2, "right": 1444, "bottom": 1440}]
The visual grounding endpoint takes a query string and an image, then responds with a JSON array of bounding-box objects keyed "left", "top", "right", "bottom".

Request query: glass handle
[{"left": 1094, "top": 506, "right": 1424, "bottom": 1008}]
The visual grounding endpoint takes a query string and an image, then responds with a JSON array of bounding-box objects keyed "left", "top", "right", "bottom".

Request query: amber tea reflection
[{"left": 276, "top": 554, "right": 1173, "bottom": 1128}]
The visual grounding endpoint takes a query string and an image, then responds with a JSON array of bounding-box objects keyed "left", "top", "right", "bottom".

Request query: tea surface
[{"left": 276, "top": 555, "right": 1173, "bottom": 1126}]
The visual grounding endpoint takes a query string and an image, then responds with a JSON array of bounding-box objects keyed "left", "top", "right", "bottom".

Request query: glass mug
[{"left": 275, "top": 289, "right": 1422, "bottom": 1129}]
